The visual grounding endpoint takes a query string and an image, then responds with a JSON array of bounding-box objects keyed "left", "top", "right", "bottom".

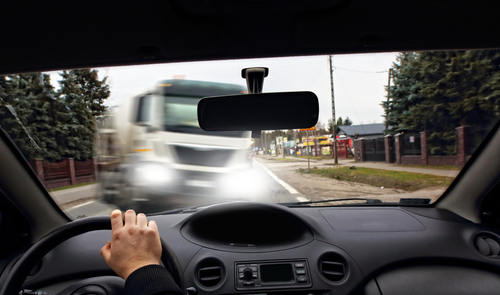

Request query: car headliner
[{"left": 1, "top": 1, "right": 499, "bottom": 74}]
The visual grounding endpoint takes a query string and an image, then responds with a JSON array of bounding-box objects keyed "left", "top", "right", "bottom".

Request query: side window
[{"left": 136, "top": 95, "right": 152, "bottom": 123}]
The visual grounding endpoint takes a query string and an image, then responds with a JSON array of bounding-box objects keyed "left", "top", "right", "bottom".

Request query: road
[{"left": 55, "top": 160, "right": 306, "bottom": 219}]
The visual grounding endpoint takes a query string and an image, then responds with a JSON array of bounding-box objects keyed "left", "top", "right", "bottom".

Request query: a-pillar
[
  {"left": 456, "top": 126, "right": 469, "bottom": 167},
  {"left": 420, "top": 131, "right": 428, "bottom": 165}
]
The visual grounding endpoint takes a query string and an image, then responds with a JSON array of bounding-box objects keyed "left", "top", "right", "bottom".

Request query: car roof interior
[{"left": 2, "top": 1, "right": 500, "bottom": 74}]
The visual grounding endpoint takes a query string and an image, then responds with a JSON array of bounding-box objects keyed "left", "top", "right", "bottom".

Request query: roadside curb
[{"left": 49, "top": 183, "right": 100, "bottom": 205}]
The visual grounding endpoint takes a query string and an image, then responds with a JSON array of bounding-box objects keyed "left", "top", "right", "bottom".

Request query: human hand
[{"left": 100, "top": 209, "right": 162, "bottom": 280}]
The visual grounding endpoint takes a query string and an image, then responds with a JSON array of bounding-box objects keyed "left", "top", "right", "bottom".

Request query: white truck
[{"left": 97, "top": 80, "right": 253, "bottom": 211}]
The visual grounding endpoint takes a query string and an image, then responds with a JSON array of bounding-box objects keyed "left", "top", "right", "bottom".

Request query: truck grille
[{"left": 173, "top": 145, "right": 234, "bottom": 167}]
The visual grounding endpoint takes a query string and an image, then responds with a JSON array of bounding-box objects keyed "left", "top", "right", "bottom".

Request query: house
[{"left": 337, "top": 123, "right": 385, "bottom": 141}]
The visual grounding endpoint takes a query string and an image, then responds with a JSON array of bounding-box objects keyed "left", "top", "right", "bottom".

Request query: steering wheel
[{"left": 0, "top": 216, "right": 186, "bottom": 295}]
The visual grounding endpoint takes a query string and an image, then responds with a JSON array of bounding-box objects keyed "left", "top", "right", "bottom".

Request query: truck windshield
[{"left": 164, "top": 96, "right": 247, "bottom": 137}]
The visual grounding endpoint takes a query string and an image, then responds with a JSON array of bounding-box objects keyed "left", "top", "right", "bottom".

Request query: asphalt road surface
[{"left": 59, "top": 160, "right": 306, "bottom": 219}]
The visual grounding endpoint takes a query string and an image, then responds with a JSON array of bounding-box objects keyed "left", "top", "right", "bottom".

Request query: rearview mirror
[{"left": 198, "top": 91, "right": 319, "bottom": 138}]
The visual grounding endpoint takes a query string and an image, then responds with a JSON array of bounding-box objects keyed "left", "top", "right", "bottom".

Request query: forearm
[{"left": 125, "top": 265, "right": 184, "bottom": 295}]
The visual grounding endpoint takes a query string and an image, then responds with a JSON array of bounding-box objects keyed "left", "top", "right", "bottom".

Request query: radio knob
[{"left": 243, "top": 268, "right": 253, "bottom": 279}]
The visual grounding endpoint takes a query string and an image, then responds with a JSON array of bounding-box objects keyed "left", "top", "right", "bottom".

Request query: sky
[{"left": 49, "top": 52, "right": 398, "bottom": 126}]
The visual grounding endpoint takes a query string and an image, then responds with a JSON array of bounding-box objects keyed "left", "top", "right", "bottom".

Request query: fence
[
  {"left": 390, "top": 126, "right": 470, "bottom": 167},
  {"left": 402, "top": 133, "right": 421, "bottom": 155},
  {"left": 354, "top": 125, "right": 486, "bottom": 167},
  {"left": 28, "top": 158, "right": 98, "bottom": 190}
]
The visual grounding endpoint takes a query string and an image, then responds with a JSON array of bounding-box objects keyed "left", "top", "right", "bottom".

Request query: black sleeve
[{"left": 125, "top": 264, "right": 184, "bottom": 295}]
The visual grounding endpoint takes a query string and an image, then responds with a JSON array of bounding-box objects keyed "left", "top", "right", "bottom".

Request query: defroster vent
[
  {"left": 197, "top": 258, "right": 224, "bottom": 288},
  {"left": 319, "top": 253, "right": 346, "bottom": 282}
]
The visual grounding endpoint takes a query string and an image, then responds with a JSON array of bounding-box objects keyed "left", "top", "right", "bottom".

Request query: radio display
[{"left": 260, "top": 264, "right": 294, "bottom": 282}]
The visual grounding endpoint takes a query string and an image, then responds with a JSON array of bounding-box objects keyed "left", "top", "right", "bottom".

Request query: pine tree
[
  {"left": 383, "top": 50, "right": 500, "bottom": 155},
  {"left": 58, "top": 71, "right": 95, "bottom": 160},
  {"left": 0, "top": 74, "right": 38, "bottom": 159},
  {"left": 72, "top": 69, "right": 110, "bottom": 117}
]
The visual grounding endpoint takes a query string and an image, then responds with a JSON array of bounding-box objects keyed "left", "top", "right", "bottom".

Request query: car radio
[{"left": 235, "top": 260, "right": 311, "bottom": 290}]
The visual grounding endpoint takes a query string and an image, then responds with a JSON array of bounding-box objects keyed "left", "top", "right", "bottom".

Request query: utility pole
[
  {"left": 329, "top": 55, "right": 338, "bottom": 164},
  {"left": 306, "top": 130, "right": 310, "bottom": 171},
  {"left": 385, "top": 68, "right": 392, "bottom": 130},
  {"left": 263, "top": 132, "right": 266, "bottom": 155}
]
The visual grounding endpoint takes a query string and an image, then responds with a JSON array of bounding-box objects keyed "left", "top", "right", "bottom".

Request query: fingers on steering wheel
[
  {"left": 137, "top": 213, "right": 148, "bottom": 227},
  {"left": 110, "top": 210, "right": 123, "bottom": 231},
  {"left": 148, "top": 220, "right": 158, "bottom": 231},
  {"left": 124, "top": 209, "right": 136, "bottom": 226}
]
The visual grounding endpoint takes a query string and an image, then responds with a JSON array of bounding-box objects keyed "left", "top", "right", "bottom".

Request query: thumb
[{"left": 100, "top": 241, "right": 111, "bottom": 262}]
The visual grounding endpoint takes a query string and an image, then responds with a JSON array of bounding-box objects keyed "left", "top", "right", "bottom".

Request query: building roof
[{"left": 337, "top": 123, "right": 385, "bottom": 136}]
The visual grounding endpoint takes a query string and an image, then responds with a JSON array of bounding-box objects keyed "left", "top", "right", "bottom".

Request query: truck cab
[{"left": 99, "top": 80, "right": 253, "bottom": 211}]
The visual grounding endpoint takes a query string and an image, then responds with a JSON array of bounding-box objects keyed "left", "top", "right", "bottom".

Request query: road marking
[
  {"left": 296, "top": 197, "right": 310, "bottom": 202},
  {"left": 254, "top": 160, "right": 300, "bottom": 194},
  {"left": 69, "top": 200, "right": 95, "bottom": 209}
]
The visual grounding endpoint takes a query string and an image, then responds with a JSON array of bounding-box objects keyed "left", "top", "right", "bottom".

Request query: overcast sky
[{"left": 50, "top": 52, "right": 398, "bottom": 125}]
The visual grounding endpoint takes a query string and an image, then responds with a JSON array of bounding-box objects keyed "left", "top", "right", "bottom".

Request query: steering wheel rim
[{"left": 0, "top": 216, "right": 185, "bottom": 295}]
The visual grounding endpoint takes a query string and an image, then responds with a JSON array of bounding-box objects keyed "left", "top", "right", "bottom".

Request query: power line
[
  {"left": 333, "top": 66, "right": 388, "bottom": 74},
  {"left": 334, "top": 73, "right": 367, "bottom": 135}
]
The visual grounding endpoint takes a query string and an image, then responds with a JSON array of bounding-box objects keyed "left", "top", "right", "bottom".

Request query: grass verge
[
  {"left": 298, "top": 167, "right": 454, "bottom": 191},
  {"left": 294, "top": 155, "right": 334, "bottom": 160},
  {"left": 394, "top": 164, "right": 461, "bottom": 171},
  {"left": 48, "top": 181, "right": 97, "bottom": 192},
  {"left": 265, "top": 157, "right": 301, "bottom": 162}
]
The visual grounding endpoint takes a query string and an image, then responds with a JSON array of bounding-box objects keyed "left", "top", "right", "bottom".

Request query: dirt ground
[{"left": 256, "top": 157, "right": 445, "bottom": 205}]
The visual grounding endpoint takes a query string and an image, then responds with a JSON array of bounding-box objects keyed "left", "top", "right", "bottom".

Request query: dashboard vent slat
[
  {"left": 197, "top": 259, "right": 224, "bottom": 287},
  {"left": 320, "top": 253, "right": 346, "bottom": 282},
  {"left": 474, "top": 234, "right": 500, "bottom": 258}
]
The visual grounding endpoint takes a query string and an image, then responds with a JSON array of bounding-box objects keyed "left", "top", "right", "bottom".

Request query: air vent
[
  {"left": 197, "top": 259, "right": 224, "bottom": 287},
  {"left": 474, "top": 234, "right": 500, "bottom": 258},
  {"left": 319, "top": 253, "right": 346, "bottom": 282}
]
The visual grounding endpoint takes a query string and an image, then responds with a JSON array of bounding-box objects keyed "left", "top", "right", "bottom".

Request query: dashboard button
[
  {"left": 252, "top": 273, "right": 258, "bottom": 279},
  {"left": 243, "top": 268, "right": 253, "bottom": 279},
  {"left": 239, "top": 273, "right": 245, "bottom": 279},
  {"left": 294, "top": 263, "right": 305, "bottom": 268},
  {"left": 243, "top": 281, "right": 255, "bottom": 286},
  {"left": 250, "top": 266, "right": 258, "bottom": 272},
  {"left": 297, "top": 276, "right": 307, "bottom": 283},
  {"left": 239, "top": 267, "right": 247, "bottom": 272},
  {"left": 296, "top": 269, "right": 306, "bottom": 275}
]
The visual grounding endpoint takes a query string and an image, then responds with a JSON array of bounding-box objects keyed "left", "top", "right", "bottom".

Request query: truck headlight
[{"left": 134, "top": 163, "right": 172, "bottom": 185}]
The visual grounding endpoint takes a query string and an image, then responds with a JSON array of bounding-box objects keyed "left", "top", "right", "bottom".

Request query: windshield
[
  {"left": 163, "top": 96, "right": 247, "bottom": 137},
  {"left": 0, "top": 51, "right": 498, "bottom": 219},
  {"left": 164, "top": 97, "right": 199, "bottom": 128}
]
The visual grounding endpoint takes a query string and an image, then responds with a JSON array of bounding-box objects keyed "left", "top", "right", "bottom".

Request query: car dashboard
[{"left": 11, "top": 202, "right": 500, "bottom": 295}]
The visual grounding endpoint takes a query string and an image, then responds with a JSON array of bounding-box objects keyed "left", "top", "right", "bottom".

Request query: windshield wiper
[
  {"left": 281, "top": 197, "right": 432, "bottom": 207},
  {"left": 280, "top": 198, "right": 384, "bottom": 207}
]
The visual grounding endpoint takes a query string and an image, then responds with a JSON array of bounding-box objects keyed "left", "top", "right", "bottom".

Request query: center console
[{"left": 235, "top": 260, "right": 312, "bottom": 290}]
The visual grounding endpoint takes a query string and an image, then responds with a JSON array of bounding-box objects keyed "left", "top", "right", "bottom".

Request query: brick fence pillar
[
  {"left": 92, "top": 157, "right": 99, "bottom": 182},
  {"left": 359, "top": 139, "right": 366, "bottom": 162},
  {"left": 68, "top": 158, "right": 76, "bottom": 185},
  {"left": 395, "top": 133, "right": 403, "bottom": 164},
  {"left": 34, "top": 158, "right": 44, "bottom": 182},
  {"left": 384, "top": 134, "right": 393, "bottom": 163},
  {"left": 420, "top": 131, "right": 428, "bottom": 165},
  {"left": 456, "top": 126, "right": 469, "bottom": 167}
]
